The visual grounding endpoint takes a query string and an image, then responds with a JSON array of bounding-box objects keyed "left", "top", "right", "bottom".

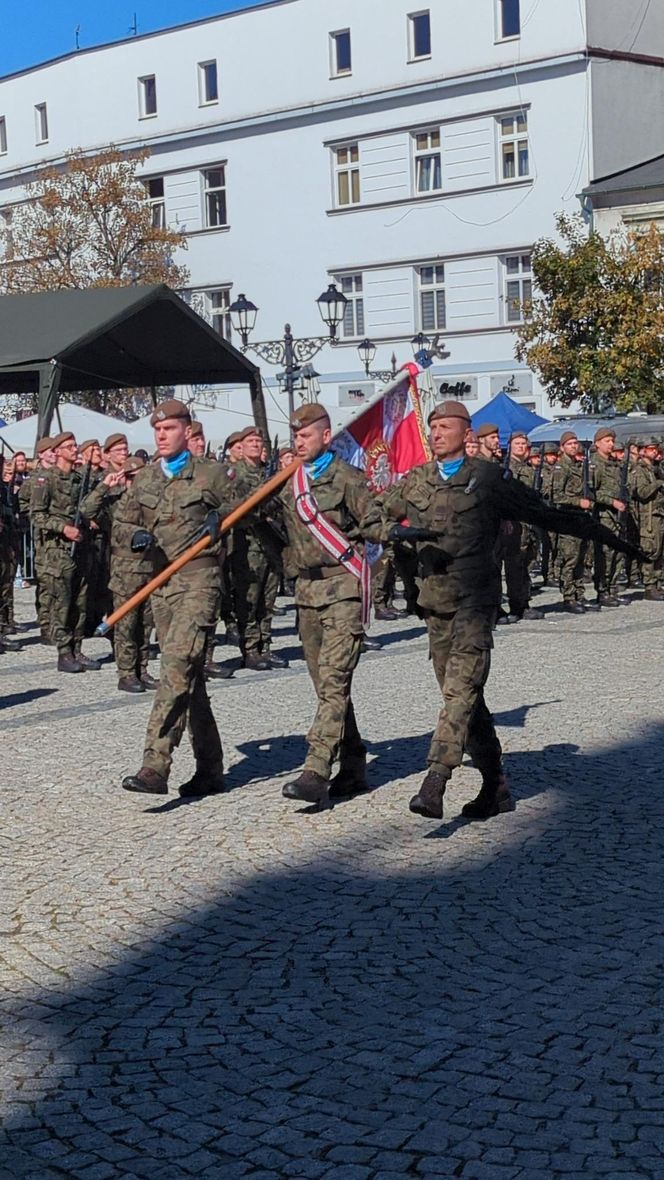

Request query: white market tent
[
  {"left": 128, "top": 404, "right": 286, "bottom": 452},
  {"left": 0, "top": 405, "right": 139, "bottom": 455}
]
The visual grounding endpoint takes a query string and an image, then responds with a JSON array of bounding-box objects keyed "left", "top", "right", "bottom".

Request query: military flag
[{"left": 333, "top": 363, "right": 431, "bottom": 491}]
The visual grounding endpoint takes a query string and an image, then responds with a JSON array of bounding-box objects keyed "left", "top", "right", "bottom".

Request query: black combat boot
[
  {"left": 329, "top": 754, "right": 369, "bottom": 800},
  {"left": 261, "top": 648, "right": 289, "bottom": 669},
  {"left": 409, "top": 769, "right": 447, "bottom": 819},
  {"left": 598, "top": 593, "right": 621, "bottom": 607},
  {"left": 122, "top": 767, "right": 168, "bottom": 795},
  {"left": 140, "top": 671, "right": 160, "bottom": 690},
  {"left": 118, "top": 674, "right": 145, "bottom": 694},
  {"left": 563, "top": 601, "right": 584, "bottom": 614},
  {"left": 374, "top": 606, "right": 400, "bottom": 621},
  {"left": 282, "top": 770, "right": 330, "bottom": 809},
  {"left": 644, "top": 588, "right": 664, "bottom": 601},
  {"left": 74, "top": 649, "right": 101, "bottom": 671},
  {"left": 361, "top": 634, "right": 381, "bottom": 652},
  {"left": 243, "top": 651, "right": 271, "bottom": 671},
  {"left": 462, "top": 773, "right": 514, "bottom": 820},
  {"left": 225, "top": 623, "right": 241, "bottom": 646},
  {"left": 57, "top": 652, "right": 86, "bottom": 673},
  {"left": 0, "top": 635, "right": 22, "bottom": 653},
  {"left": 204, "top": 659, "right": 235, "bottom": 679},
  {"left": 178, "top": 766, "right": 225, "bottom": 798}
]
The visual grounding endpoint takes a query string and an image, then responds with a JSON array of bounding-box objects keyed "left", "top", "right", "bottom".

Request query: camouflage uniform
[
  {"left": 120, "top": 454, "right": 234, "bottom": 781},
  {"left": 591, "top": 454, "right": 626, "bottom": 595},
  {"left": 0, "top": 480, "right": 16, "bottom": 637},
  {"left": 19, "top": 474, "right": 52, "bottom": 638},
  {"left": 31, "top": 467, "right": 91, "bottom": 658},
  {"left": 82, "top": 480, "right": 155, "bottom": 678},
  {"left": 539, "top": 457, "right": 559, "bottom": 582},
  {"left": 503, "top": 456, "right": 538, "bottom": 616},
  {"left": 555, "top": 454, "right": 589, "bottom": 605},
  {"left": 279, "top": 455, "right": 373, "bottom": 781},
  {"left": 631, "top": 459, "right": 664, "bottom": 592},
  {"left": 229, "top": 457, "right": 282, "bottom": 660}
]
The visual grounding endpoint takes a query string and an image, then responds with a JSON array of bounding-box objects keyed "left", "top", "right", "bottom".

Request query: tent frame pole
[{"left": 36, "top": 362, "right": 62, "bottom": 441}]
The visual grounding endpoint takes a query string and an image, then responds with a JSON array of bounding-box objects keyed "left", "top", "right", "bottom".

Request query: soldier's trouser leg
[
  {"left": 298, "top": 598, "right": 364, "bottom": 780},
  {"left": 641, "top": 527, "right": 664, "bottom": 590},
  {"left": 260, "top": 565, "right": 280, "bottom": 651},
  {"left": 140, "top": 598, "right": 154, "bottom": 675},
  {"left": 425, "top": 607, "right": 502, "bottom": 781},
  {"left": 597, "top": 514, "right": 623, "bottom": 594},
  {"left": 559, "top": 535, "right": 586, "bottom": 602},
  {"left": 113, "top": 589, "right": 149, "bottom": 676},
  {"left": 0, "top": 546, "right": 12, "bottom": 630},
  {"left": 43, "top": 563, "right": 76, "bottom": 655},
  {"left": 143, "top": 586, "right": 223, "bottom": 780},
  {"left": 71, "top": 561, "right": 88, "bottom": 655},
  {"left": 231, "top": 547, "right": 264, "bottom": 655}
]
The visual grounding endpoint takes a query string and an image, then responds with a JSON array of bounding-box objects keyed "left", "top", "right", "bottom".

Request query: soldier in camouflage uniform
[
  {"left": 120, "top": 399, "right": 237, "bottom": 798},
  {"left": 366, "top": 400, "right": 640, "bottom": 823},
  {"left": 591, "top": 427, "right": 629, "bottom": 607},
  {"left": 77, "top": 439, "right": 109, "bottom": 636},
  {"left": 503, "top": 432, "right": 543, "bottom": 621},
  {"left": 229, "top": 426, "right": 286, "bottom": 671},
  {"left": 279, "top": 403, "right": 378, "bottom": 810},
  {"left": 31, "top": 432, "right": 100, "bottom": 673},
  {"left": 82, "top": 456, "right": 160, "bottom": 691},
  {"left": 631, "top": 437, "right": 664, "bottom": 601},
  {"left": 187, "top": 420, "right": 234, "bottom": 680},
  {"left": 20, "top": 437, "right": 56, "bottom": 643},
  {"left": 554, "top": 431, "right": 593, "bottom": 613},
  {"left": 539, "top": 442, "right": 560, "bottom": 584},
  {"left": 0, "top": 456, "right": 21, "bottom": 654}
]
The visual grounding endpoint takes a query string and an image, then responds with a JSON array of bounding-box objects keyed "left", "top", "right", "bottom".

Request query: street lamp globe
[
  {"left": 411, "top": 331, "right": 431, "bottom": 359},
  {"left": 229, "top": 293, "right": 258, "bottom": 345},
  {"left": 316, "top": 283, "right": 348, "bottom": 338},
  {"left": 357, "top": 338, "right": 377, "bottom": 375}
]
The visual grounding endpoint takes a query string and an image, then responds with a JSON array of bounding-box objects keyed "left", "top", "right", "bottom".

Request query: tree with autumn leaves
[
  {"left": 0, "top": 147, "right": 189, "bottom": 417},
  {"left": 516, "top": 213, "right": 664, "bottom": 415}
]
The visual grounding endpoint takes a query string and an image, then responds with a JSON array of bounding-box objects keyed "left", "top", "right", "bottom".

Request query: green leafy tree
[{"left": 515, "top": 213, "right": 664, "bottom": 414}]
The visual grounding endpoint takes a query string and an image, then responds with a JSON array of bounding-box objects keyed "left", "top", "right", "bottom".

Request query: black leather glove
[
  {"left": 388, "top": 523, "right": 443, "bottom": 543},
  {"left": 131, "top": 529, "right": 154, "bottom": 553},
  {"left": 195, "top": 510, "right": 221, "bottom": 543}
]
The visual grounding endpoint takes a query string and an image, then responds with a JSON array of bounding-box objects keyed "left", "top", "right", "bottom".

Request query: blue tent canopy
[{"left": 471, "top": 391, "right": 548, "bottom": 445}]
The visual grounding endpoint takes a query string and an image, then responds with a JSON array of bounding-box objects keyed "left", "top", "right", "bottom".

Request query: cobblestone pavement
[{"left": 2, "top": 585, "right": 664, "bottom": 1180}]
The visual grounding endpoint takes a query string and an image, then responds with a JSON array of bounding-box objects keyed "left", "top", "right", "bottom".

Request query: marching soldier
[
  {"left": 555, "top": 431, "right": 592, "bottom": 613},
  {"left": 591, "top": 427, "right": 629, "bottom": 607},
  {"left": 476, "top": 423, "right": 501, "bottom": 463},
  {"left": 120, "top": 399, "right": 237, "bottom": 797},
  {"left": 30, "top": 431, "right": 99, "bottom": 672},
  {"left": 187, "top": 420, "right": 234, "bottom": 680},
  {"left": 504, "top": 432, "right": 543, "bottom": 621},
  {"left": 631, "top": 437, "right": 664, "bottom": 601},
  {"left": 21, "top": 437, "right": 56, "bottom": 643},
  {"left": 539, "top": 442, "right": 560, "bottom": 585}
]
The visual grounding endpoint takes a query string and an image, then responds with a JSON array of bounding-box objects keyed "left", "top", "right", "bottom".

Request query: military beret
[
  {"left": 189, "top": 421, "right": 204, "bottom": 438},
  {"left": 476, "top": 422, "right": 500, "bottom": 439},
  {"left": 79, "top": 438, "right": 100, "bottom": 453},
  {"left": 509, "top": 431, "right": 528, "bottom": 443},
  {"left": 278, "top": 444, "right": 295, "bottom": 457},
  {"left": 35, "top": 436, "right": 54, "bottom": 455},
  {"left": 149, "top": 398, "right": 191, "bottom": 427},
  {"left": 123, "top": 456, "right": 145, "bottom": 473},
  {"left": 427, "top": 400, "right": 471, "bottom": 426},
  {"left": 103, "top": 432, "right": 128, "bottom": 451},
  {"left": 641, "top": 435, "right": 661, "bottom": 448},
  {"left": 594, "top": 427, "right": 616, "bottom": 443},
  {"left": 51, "top": 431, "right": 75, "bottom": 449},
  {"left": 236, "top": 425, "right": 263, "bottom": 442},
  {"left": 543, "top": 441, "right": 560, "bottom": 454},
  {"left": 290, "top": 403, "right": 331, "bottom": 431},
  {"left": 225, "top": 432, "right": 242, "bottom": 448},
  {"left": 559, "top": 431, "right": 578, "bottom": 445}
]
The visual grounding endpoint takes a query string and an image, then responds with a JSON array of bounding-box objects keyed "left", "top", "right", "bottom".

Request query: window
[
  {"left": 334, "top": 144, "right": 360, "bottom": 207},
  {"left": 503, "top": 254, "right": 532, "bottom": 323},
  {"left": 0, "top": 118, "right": 6, "bottom": 155},
  {"left": 330, "top": 29, "right": 352, "bottom": 76},
  {"left": 418, "top": 264, "right": 446, "bottom": 332},
  {"left": 139, "top": 75, "right": 157, "bottom": 118},
  {"left": 198, "top": 60, "right": 218, "bottom": 105},
  {"left": 499, "top": 112, "right": 529, "bottom": 179},
  {"left": 196, "top": 288, "right": 232, "bottom": 338},
  {"left": 414, "top": 129, "right": 442, "bottom": 194},
  {"left": 498, "top": 0, "right": 520, "bottom": 39},
  {"left": 203, "top": 166, "right": 228, "bottom": 228},
  {"left": 34, "top": 103, "right": 48, "bottom": 144},
  {"left": 336, "top": 274, "right": 364, "bottom": 338},
  {"left": 408, "top": 11, "right": 431, "bottom": 59},
  {"left": 144, "top": 178, "right": 165, "bottom": 228}
]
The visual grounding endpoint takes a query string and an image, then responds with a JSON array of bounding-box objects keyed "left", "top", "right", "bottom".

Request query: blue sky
[{"left": 1, "top": 0, "right": 272, "bottom": 76}]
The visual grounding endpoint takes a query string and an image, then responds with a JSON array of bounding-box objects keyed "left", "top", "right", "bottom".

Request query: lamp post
[
  {"left": 357, "top": 339, "right": 399, "bottom": 383},
  {"left": 410, "top": 333, "right": 452, "bottom": 420},
  {"left": 229, "top": 285, "right": 347, "bottom": 421}
]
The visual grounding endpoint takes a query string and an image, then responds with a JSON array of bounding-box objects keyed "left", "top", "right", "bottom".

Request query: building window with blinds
[
  {"left": 333, "top": 144, "right": 360, "bottom": 207},
  {"left": 413, "top": 129, "right": 442, "bottom": 194},
  {"left": 418, "top": 264, "right": 446, "bottom": 331},
  {"left": 335, "top": 274, "right": 364, "bottom": 337},
  {"left": 503, "top": 254, "right": 532, "bottom": 323}
]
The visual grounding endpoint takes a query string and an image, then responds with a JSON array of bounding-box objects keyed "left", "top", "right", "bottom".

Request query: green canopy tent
[{"left": 0, "top": 284, "right": 266, "bottom": 440}]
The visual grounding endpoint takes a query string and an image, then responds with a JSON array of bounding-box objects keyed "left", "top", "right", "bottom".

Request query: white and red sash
[{"left": 293, "top": 462, "right": 372, "bottom": 627}]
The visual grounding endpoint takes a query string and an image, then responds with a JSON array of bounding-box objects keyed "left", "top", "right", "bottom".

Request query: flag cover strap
[{"left": 292, "top": 463, "right": 372, "bottom": 628}]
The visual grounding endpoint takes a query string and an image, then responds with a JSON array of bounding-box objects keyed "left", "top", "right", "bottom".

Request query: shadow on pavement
[{"left": 0, "top": 687, "right": 58, "bottom": 711}]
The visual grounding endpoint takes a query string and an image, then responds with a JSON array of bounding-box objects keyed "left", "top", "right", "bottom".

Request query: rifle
[
  {"left": 70, "top": 457, "right": 93, "bottom": 558},
  {"left": 264, "top": 434, "right": 280, "bottom": 481},
  {"left": 501, "top": 438, "right": 511, "bottom": 480},
  {"left": 616, "top": 441, "right": 632, "bottom": 540},
  {"left": 532, "top": 444, "right": 545, "bottom": 495},
  {"left": 581, "top": 440, "right": 602, "bottom": 607}
]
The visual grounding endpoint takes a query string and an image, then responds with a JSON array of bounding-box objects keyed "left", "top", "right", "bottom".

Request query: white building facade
[{"left": 1, "top": 0, "right": 664, "bottom": 428}]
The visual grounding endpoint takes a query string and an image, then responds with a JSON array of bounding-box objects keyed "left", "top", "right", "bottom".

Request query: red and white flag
[{"left": 333, "top": 363, "right": 431, "bottom": 491}]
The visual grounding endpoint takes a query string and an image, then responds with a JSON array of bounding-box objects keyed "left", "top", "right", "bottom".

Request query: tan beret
[
  {"left": 427, "top": 400, "right": 471, "bottom": 426},
  {"left": 290, "top": 403, "right": 331, "bottom": 431},
  {"left": 103, "top": 432, "right": 128, "bottom": 451},
  {"left": 594, "top": 427, "right": 616, "bottom": 443},
  {"left": 35, "top": 436, "right": 54, "bottom": 455},
  {"left": 123, "top": 456, "right": 145, "bottom": 473},
  {"left": 189, "top": 421, "right": 204, "bottom": 438},
  {"left": 509, "top": 431, "right": 528, "bottom": 443},
  {"left": 225, "top": 432, "right": 242, "bottom": 448},
  {"left": 79, "top": 438, "right": 100, "bottom": 453},
  {"left": 237, "top": 424, "right": 264, "bottom": 442},
  {"left": 476, "top": 422, "right": 500, "bottom": 439},
  {"left": 51, "top": 431, "right": 75, "bottom": 449},
  {"left": 149, "top": 399, "right": 191, "bottom": 427},
  {"left": 559, "top": 431, "right": 578, "bottom": 445},
  {"left": 543, "top": 441, "right": 560, "bottom": 454},
  {"left": 278, "top": 444, "right": 295, "bottom": 456}
]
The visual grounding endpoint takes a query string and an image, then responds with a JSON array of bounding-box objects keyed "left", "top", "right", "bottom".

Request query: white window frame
[
  {"left": 335, "top": 274, "right": 365, "bottom": 339},
  {"left": 413, "top": 128, "right": 442, "bottom": 195},
  {"left": 194, "top": 287, "right": 233, "bottom": 339},
  {"left": 333, "top": 144, "right": 361, "bottom": 208},
  {"left": 496, "top": 0, "right": 521, "bottom": 41},
  {"left": 408, "top": 10, "right": 431, "bottom": 61},
  {"left": 34, "top": 103, "right": 48, "bottom": 145},
  {"left": 202, "top": 166, "right": 228, "bottom": 229},
  {"left": 0, "top": 117, "right": 7, "bottom": 155},
  {"left": 498, "top": 111, "right": 529, "bottom": 181},
  {"left": 330, "top": 28, "right": 352, "bottom": 77},
  {"left": 502, "top": 254, "right": 532, "bottom": 324},
  {"left": 417, "top": 264, "right": 446, "bottom": 332},
  {"left": 198, "top": 60, "right": 219, "bottom": 106},
  {"left": 144, "top": 177, "right": 165, "bottom": 229},
  {"left": 138, "top": 75, "right": 158, "bottom": 119}
]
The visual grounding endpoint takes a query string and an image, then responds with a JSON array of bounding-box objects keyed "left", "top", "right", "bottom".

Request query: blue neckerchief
[
  {"left": 305, "top": 450, "right": 335, "bottom": 481},
  {"left": 437, "top": 457, "right": 465, "bottom": 481},
  {"left": 160, "top": 451, "right": 190, "bottom": 479}
]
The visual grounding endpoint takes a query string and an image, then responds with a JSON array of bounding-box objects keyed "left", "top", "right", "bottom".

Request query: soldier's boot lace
[
  {"left": 409, "top": 769, "right": 448, "bottom": 819},
  {"left": 462, "top": 772, "right": 514, "bottom": 820},
  {"left": 282, "top": 770, "right": 331, "bottom": 811}
]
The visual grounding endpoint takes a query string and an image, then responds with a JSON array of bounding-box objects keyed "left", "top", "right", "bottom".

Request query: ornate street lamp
[
  {"left": 357, "top": 338, "right": 399, "bottom": 382},
  {"left": 228, "top": 293, "right": 258, "bottom": 347}
]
